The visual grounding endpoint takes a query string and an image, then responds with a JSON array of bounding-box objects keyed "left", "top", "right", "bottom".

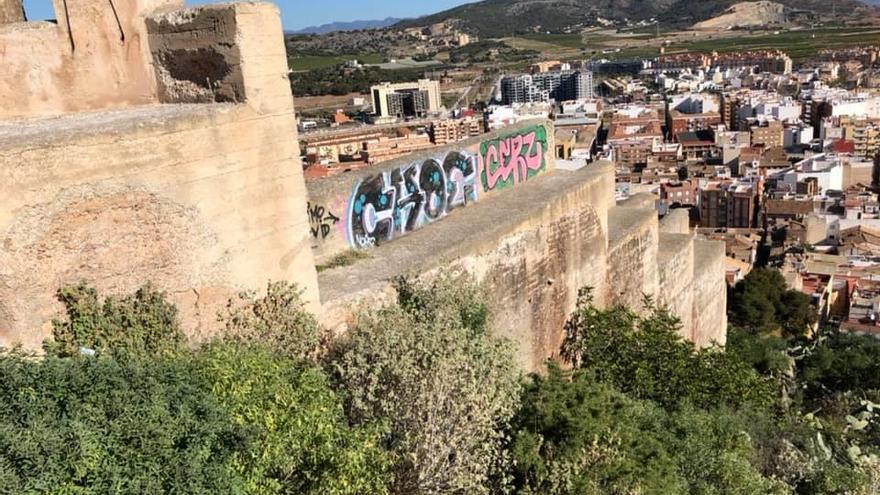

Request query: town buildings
[{"left": 428, "top": 117, "right": 486, "bottom": 145}]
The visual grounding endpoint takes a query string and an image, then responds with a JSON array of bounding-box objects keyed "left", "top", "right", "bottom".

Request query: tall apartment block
[
  {"left": 501, "top": 70, "right": 594, "bottom": 104},
  {"left": 371, "top": 79, "right": 442, "bottom": 120}
]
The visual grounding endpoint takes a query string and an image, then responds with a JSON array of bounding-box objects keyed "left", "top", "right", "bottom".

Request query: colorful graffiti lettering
[
  {"left": 479, "top": 125, "right": 548, "bottom": 192},
  {"left": 307, "top": 202, "right": 340, "bottom": 240},
  {"left": 347, "top": 150, "right": 479, "bottom": 248}
]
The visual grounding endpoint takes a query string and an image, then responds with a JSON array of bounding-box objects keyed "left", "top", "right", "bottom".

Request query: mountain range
[
  {"left": 393, "top": 0, "right": 876, "bottom": 38},
  {"left": 289, "top": 17, "right": 403, "bottom": 35}
]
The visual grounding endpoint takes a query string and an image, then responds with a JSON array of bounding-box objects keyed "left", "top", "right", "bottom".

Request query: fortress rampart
[
  {"left": 0, "top": 0, "right": 726, "bottom": 370},
  {"left": 311, "top": 123, "right": 727, "bottom": 370},
  {"left": 0, "top": 1, "right": 319, "bottom": 348}
]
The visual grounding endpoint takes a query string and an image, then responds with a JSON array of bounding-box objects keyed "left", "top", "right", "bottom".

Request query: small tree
[
  {"left": 560, "top": 288, "right": 774, "bottom": 410},
  {"left": 729, "top": 268, "right": 816, "bottom": 337},
  {"left": 327, "top": 275, "right": 521, "bottom": 495},
  {"left": 197, "top": 343, "right": 390, "bottom": 495}
]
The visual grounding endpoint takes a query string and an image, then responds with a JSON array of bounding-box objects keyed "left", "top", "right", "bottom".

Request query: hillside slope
[
  {"left": 396, "top": 0, "right": 872, "bottom": 38},
  {"left": 693, "top": 1, "right": 788, "bottom": 30}
]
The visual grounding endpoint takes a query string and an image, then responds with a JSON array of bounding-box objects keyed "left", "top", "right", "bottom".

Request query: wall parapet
[{"left": 306, "top": 120, "right": 557, "bottom": 264}]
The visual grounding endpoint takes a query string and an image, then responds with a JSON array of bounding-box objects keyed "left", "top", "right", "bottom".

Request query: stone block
[
  {"left": 0, "top": 0, "right": 22, "bottom": 24},
  {"left": 660, "top": 208, "right": 690, "bottom": 234},
  {"left": 658, "top": 232, "right": 695, "bottom": 341},
  {"left": 692, "top": 239, "right": 728, "bottom": 348},
  {"left": 607, "top": 206, "right": 659, "bottom": 311}
]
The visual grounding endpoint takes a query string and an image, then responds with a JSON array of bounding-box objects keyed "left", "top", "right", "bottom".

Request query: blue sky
[{"left": 22, "top": 0, "right": 476, "bottom": 30}]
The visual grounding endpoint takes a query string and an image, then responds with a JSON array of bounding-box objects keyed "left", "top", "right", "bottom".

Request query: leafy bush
[
  {"left": 197, "top": 343, "right": 390, "bottom": 495},
  {"left": 0, "top": 353, "right": 246, "bottom": 494},
  {"left": 46, "top": 283, "right": 184, "bottom": 359},
  {"left": 510, "top": 365, "right": 789, "bottom": 495},
  {"left": 510, "top": 365, "right": 684, "bottom": 495},
  {"left": 560, "top": 289, "right": 774, "bottom": 410},
  {"left": 222, "top": 281, "right": 320, "bottom": 360},
  {"left": 327, "top": 275, "right": 520, "bottom": 495},
  {"left": 799, "top": 332, "right": 880, "bottom": 405}
]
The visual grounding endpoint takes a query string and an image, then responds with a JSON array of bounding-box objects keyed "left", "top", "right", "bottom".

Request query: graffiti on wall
[
  {"left": 343, "top": 124, "right": 550, "bottom": 249},
  {"left": 307, "top": 201, "right": 341, "bottom": 240},
  {"left": 346, "top": 151, "right": 479, "bottom": 248},
  {"left": 479, "top": 124, "right": 548, "bottom": 192}
]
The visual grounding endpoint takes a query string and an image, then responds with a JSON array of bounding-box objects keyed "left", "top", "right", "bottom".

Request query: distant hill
[
  {"left": 395, "top": 0, "right": 874, "bottom": 38},
  {"left": 289, "top": 17, "right": 403, "bottom": 35},
  {"left": 693, "top": 1, "right": 788, "bottom": 30}
]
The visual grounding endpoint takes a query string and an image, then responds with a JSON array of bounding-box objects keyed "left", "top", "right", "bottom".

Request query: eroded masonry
[{"left": 0, "top": 0, "right": 726, "bottom": 370}]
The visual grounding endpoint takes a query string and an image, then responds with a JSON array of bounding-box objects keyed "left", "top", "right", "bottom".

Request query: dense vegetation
[
  {"left": 448, "top": 41, "right": 539, "bottom": 64},
  {"left": 1, "top": 270, "right": 879, "bottom": 493},
  {"left": 289, "top": 65, "right": 433, "bottom": 97}
]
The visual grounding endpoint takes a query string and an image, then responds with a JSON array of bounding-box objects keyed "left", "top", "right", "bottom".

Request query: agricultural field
[
  {"left": 500, "top": 26, "right": 880, "bottom": 63},
  {"left": 655, "top": 27, "right": 880, "bottom": 60},
  {"left": 289, "top": 53, "right": 384, "bottom": 71}
]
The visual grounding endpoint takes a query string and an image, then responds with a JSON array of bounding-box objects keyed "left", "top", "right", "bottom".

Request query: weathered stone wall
[
  {"left": 606, "top": 207, "right": 660, "bottom": 310},
  {"left": 317, "top": 154, "right": 728, "bottom": 370},
  {"left": 0, "top": 0, "right": 22, "bottom": 24},
  {"left": 319, "top": 163, "right": 614, "bottom": 371},
  {"left": 691, "top": 239, "right": 728, "bottom": 347},
  {"left": 306, "top": 121, "right": 557, "bottom": 265},
  {"left": 0, "top": 0, "right": 728, "bottom": 367},
  {"left": 0, "top": 0, "right": 186, "bottom": 119},
  {"left": 147, "top": 7, "right": 245, "bottom": 104},
  {"left": 660, "top": 208, "right": 691, "bottom": 234},
  {"left": 0, "top": 3, "right": 318, "bottom": 349},
  {"left": 658, "top": 233, "right": 695, "bottom": 340}
]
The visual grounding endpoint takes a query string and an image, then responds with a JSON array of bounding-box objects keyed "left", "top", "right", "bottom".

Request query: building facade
[
  {"left": 501, "top": 70, "right": 594, "bottom": 104},
  {"left": 429, "top": 117, "right": 486, "bottom": 145},
  {"left": 371, "top": 79, "right": 442, "bottom": 119}
]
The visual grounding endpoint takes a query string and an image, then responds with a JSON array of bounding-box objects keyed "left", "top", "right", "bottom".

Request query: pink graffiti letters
[{"left": 479, "top": 125, "right": 548, "bottom": 192}]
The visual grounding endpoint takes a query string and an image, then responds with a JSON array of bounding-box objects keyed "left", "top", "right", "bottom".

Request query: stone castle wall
[
  {"left": 0, "top": 0, "right": 727, "bottom": 370},
  {"left": 0, "top": 2, "right": 319, "bottom": 348},
  {"left": 312, "top": 122, "right": 727, "bottom": 371},
  {"left": 306, "top": 121, "right": 557, "bottom": 265}
]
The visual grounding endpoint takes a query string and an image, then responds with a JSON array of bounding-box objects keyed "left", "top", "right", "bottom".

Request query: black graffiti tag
[{"left": 307, "top": 201, "right": 340, "bottom": 240}]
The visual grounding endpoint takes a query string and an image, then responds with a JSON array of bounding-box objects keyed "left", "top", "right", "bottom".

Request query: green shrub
[
  {"left": 0, "top": 353, "right": 246, "bottom": 494},
  {"left": 327, "top": 275, "right": 520, "bottom": 495},
  {"left": 221, "top": 281, "right": 320, "bottom": 360},
  {"left": 197, "top": 343, "right": 390, "bottom": 495},
  {"left": 46, "top": 283, "right": 184, "bottom": 359},
  {"left": 560, "top": 289, "right": 775, "bottom": 410}
]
